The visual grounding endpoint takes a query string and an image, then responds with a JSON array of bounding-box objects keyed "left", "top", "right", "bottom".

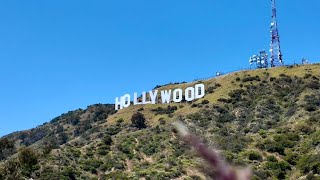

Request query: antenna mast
[{"left": 270, "top": 0, "right": 283, "bottom": 67}]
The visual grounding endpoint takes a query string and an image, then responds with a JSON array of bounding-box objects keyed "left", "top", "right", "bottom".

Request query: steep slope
[{"left": 1, "top": 64, "right": 320, "bottom": 180}]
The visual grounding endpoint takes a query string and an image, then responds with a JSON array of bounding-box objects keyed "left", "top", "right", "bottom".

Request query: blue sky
[{"left": 0, "top": 0, "right": 319, "bottom": 137}]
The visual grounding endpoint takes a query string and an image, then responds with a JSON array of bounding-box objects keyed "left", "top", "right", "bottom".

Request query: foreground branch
[{"left": 173, "top": 121, "right": 251, "bottom": 180}]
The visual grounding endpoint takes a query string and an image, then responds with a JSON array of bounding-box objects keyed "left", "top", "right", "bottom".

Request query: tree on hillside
[
  {"left": 103, "top": 134, "right": 113, "bottom": 145},
  {"left": 18, "top": 147, "right": 39, "bottom": 177},
  {"left": 0, "top": 158, "right": 22, "bottom": 179},
  {"left": 0, "top": 138, "right": 14, "bottom": 160},
  {"left": 131, "top": 112, "right": 146, "bottom": 129}
]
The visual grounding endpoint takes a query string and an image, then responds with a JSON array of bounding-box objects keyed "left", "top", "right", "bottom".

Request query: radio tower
[{"left": 270, "top": 0, "right": 284, "bottom": 67}]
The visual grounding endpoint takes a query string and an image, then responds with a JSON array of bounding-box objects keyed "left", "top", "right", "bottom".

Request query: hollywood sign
[{"left": 115, "top": 83, "right": 206, "bottom": 110}]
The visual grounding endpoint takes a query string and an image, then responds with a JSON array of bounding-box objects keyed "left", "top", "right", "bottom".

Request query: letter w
[{"left": 161, "top": 90, "right": 171, "bottom": 104}]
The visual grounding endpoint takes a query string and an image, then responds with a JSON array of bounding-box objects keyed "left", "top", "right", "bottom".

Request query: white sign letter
[
  {"left": 173, "top": 89, "right": 183, "bottom": 103},
  {"left": 161, "top": 90, "right": 172, "bottom": 104},
  {"left": 142, "top": 91, "right": 152, "bottom": 104},
  {"left": 195, "top": 84, "right": 205, "bottom": 99},
  {"left": 134, "top": 92, "right": 142, "bottom": 105},
  {"left": 149, "top": 90, "right": 158, "bottom": 104},
  {"left": 121, "top": 94, "right": 131, "bottom": 108},
  {"left": 115, "top": 97, "right": 122, "bottom": 110},
  {"left": 185, "top": 87, "right": 195, "bottom": 101}
]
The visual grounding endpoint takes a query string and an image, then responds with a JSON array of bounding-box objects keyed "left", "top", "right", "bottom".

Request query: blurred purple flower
[{"left": 173, "top": 121, "right": 251, "bottom": 180}]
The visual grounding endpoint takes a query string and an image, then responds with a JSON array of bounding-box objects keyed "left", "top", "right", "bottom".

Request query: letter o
[
  {"left": 195, "top": 84, "right": 205, "bottom": 99},
  {"left": 173, "top": 89, "right": 183, "bottom": 103},
  {"left": 122, "top": 94, "right": 131, "bottom": 108},
  {"left": 185, "top": 87, "right": 195, "bottom": 101}
]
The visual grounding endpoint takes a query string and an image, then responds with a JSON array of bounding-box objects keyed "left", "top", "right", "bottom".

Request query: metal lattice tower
[
  {"left": 270, "top": 0, "right": 283, "bottom": 67},
  {"left": 249, "top": 50, "right": 268, "bottom": 69}
]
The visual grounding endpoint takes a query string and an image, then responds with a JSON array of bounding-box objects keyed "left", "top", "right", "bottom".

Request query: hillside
[{"left": 1, "top": 64, "right": 320, "bottom": 180}]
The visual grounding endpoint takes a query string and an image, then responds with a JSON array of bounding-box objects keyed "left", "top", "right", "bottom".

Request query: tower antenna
[{"left": 270, "top": 0, "right": 284, "bottom": 67}]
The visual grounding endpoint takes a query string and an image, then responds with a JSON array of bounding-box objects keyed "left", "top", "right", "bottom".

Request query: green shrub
[
  {"left": 97, "top": 145, "right": 110, "bottom": 155},
  {"left": 191, "top": 103, "right": 198, "bottom": 108},
  {"left": 259, "top": 130, "right": 267, "bottom": 138},
  {"left": 270, "top": 77, "right": 276, "bottom": 81},
  {"left": 151, "top": 106, "right": 178, "bottom": 115},
  {"left": 304, "top": 94, "right": 320, "bottom": 112},
  {"left": 306, "top": 80, "right": 320, "bottom": 89},
  {"left": 259, "top": 139, "right": 285, "bottom": 155},
  {"left": 297, "top": 154, "right": 320, "bottom": 174},
  {"left": 253, "top": 169, "right": 270, "bottom": 179},
  {"left": 70, "top": 148, "right": 81, "bottom": 158},
  {"left": 284, "top": 151, "right": 299, "bottom": 165},
  {"left": 102, "top": 135, "right": 112, "bottom": 145},
  {"left": 0, "top": 159, "right": 22, "bottom": 179},
  {"left": 62, "top": 167, "right": 77, "bottom": 179},
  {"left": 264, "top": 160, "right": 291, "bottom": 179},
  {"left": 105, "top": 126, "right": 122, "bottom": 135},
  {"left": 248, "top": 151, "right": 262, "bottom": 161},
  {"left": 131, "top": 112, "right": 146, "bottom": 129},
  {"left": 217, "top": 98, "right": 232, "bottom": 103},
  {"left": 228, "top": 89, "right": 246, "bottom": 99},
  {"left": 159, "top": 118, "right": 166, "bottom": 125},
  {"left": 308, "top": 113, "right": 320, "bottom": 123},
  {"left": 201, "top": 100, "right": 210, "bottom": 104},
  {"left": 0, "top": 138, "right": 15, "bottom": 160},
  {"left": 207, "top": 86, "right": 215, "bottom": 93},
  {"left": 306, "top": 173, "right": 318, "bottom": 180},
  {"left": 82, "top": 159, "right": 103, "bottom": 174},
  {"left": 18, "top": 147, "right": 39, "bottom": 177},
  {"left": 267, "top": 155, "right": 278, "bottom": 162},
  {"left": 242, "top": 76, "right": 261, "bottom": 82},
  {"left": 295, "top": 123, "right": 314, "bottom": 134},
  {"left": 311, "top": 131, "right": 320, "bottom": 147},
  {"left": 304, "top": 73, "right": 312, "bottom": 79},
  {"left": 104, "top": 171, "right": 129, "bottom": 179}
]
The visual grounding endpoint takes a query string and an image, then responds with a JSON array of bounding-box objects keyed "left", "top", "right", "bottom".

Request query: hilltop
[{"left": 1, "top": 64, "right": 320, "bottom": 179}]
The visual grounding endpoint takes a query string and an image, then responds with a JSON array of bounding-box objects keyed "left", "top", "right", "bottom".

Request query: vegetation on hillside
[{"left": 0, "top": 64, "right": 320, "bottom": 179}]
